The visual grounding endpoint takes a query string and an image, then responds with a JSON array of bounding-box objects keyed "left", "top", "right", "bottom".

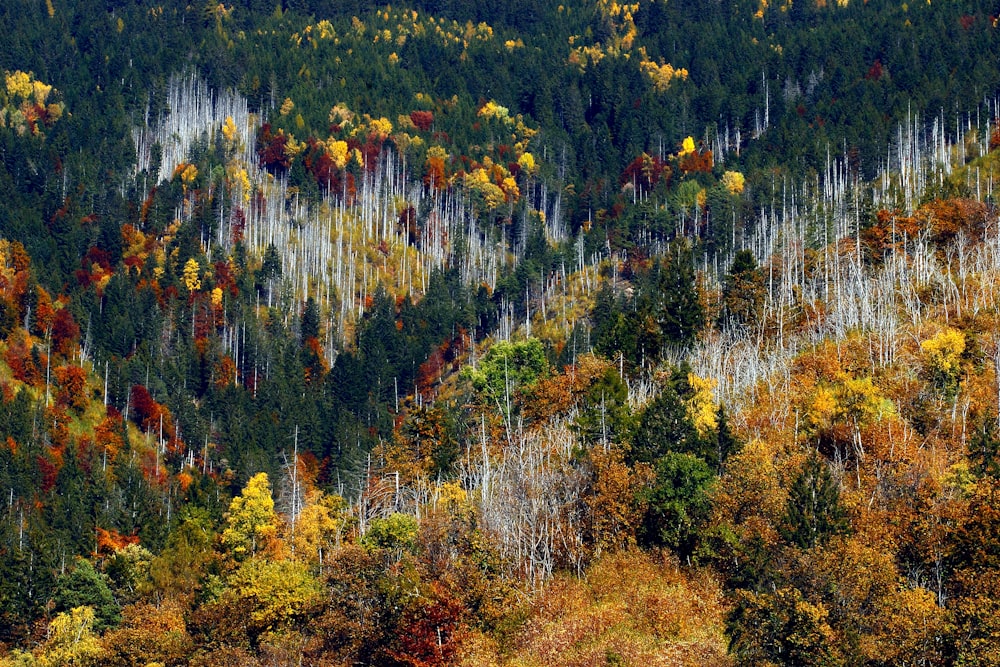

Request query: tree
[
  {"left": 464, "top": 338, "right": 548, "bottom": 417},
  {"left": 629, "top": 373, "right": 704, "bottom": 466},
  {"left": 781, "top": 452, "right": 848, "bottom": 550},
  {"left": 638, "top": 452, "right": 714, "bottom": 560},
  {"left": 221, "top": 473, "right": 282, "bottom": 561},
  {"left": 53, "top": 558, "right": 121, "bottom": 633},
  {"left": 727, "top": 587, "right": 844, "bottom": 667},
  {"left": 2, "top": 606, "right": 106, "bottom": 667},
  {"left": 216, "top": 558, "right": 322, "bottom": 645},
  {"left": 719, "top": 250, "right": 765, "bottom": 330},
  {"left": 655, "top": 242, "right": 704, "bottom": 348}
]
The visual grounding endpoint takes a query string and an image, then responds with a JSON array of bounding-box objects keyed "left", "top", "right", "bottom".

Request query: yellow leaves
[
  {"left": 921, "top": 327, "right": 965, "bottom": 376},
  {"left": 686, "top": 373, "right": 718, "bottom": 436},
  {"left": 921, "top": 326, "right": 966, "bottom": 396},
  {"left": 518, "top": 151, "right": 537, "bottom": 174},
  {"left": 223, "top": 559, "right": 322, "bottom": 633},
  {"left": 279, "top": 97, "right": 294, "bottom": 116},
  {"left": 315, "top": 19, "right": 334, "bottom": 39},
  {"left": 229, "top": 165, "right": 252, "bottom": 203},
  {"left": 803, "top": 372, "right": 894, "bottom": 437},
  {"left": 182, "top": 258, "right": 201, "bottom": 292},
  {"left": 221, "top": 472, "right": 282, "bottom": 561},
  {"left": 291, "top": 494, "right": 349, "bottom": 565},
  {"left": 21, "top": 606, "right": 107, "bottom": 667},
  {"left": 4, "top": 71, "right": 32, "bottom": 99},
  {"left": 722, "top": 170, "right": 746, "bottom": 195},
  {"left": 368, "top": 116, "right": 393, "bottom": 138},
  {"left": 221, "top": 115, "right": 238, "bottom": 143},
  {"left": 437, "top": 480, "right": 468, "bottom": 509},
  {"left": 329, "top": 139, "right": 349, "bottom": 170},
  {"left": 210, "top": 287, "right": 223, "bottom": 308},
  {"left": 808, "top": 385, "right": 840, "bottom": 431},
  {"left": 31, "top": 80, "right": 51, "bottom": 105},
  {"left": 638, "top": 51, "right": 689, "bottom": 93},
  {"left": 179, "top": 163, "right": 198, "bottom": 185},
  {"left": 284, "top": 135, "right": 305, "bottom": 160},
  {"left": 464, "top": 168, "right": 506, "bottom": 209},
  {"left": 680, "top": 136, "right": 696, "bottom": 156},
  {"left": 478, "top": 99, "right": 511, "bottom": 123}
]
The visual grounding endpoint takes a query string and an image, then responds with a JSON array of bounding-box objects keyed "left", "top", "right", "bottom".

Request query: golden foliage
[
  {"left": 687, "top": 372, "right": 718, "bottom": 436},
  {"left": 182, "top": 258, "right": 201, "bottom": 292},
  {"left": 486, "top": 550, "right": 731, "bottom": 667},
  {"left": 221, "top": 115, "right": 238, "bottom": 143},
  {"left": 721, "top": 170, "right": 745, "bottom": 195},
  {"left": 221, "top": 472, "right": 283, "bottom": 561}
]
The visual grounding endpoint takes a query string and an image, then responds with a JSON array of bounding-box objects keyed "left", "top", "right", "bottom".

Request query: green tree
[
  {"left": 781, "top": 452, "right": 848, "bottom": 550},
  {"left": 630, "top": 371, "right": 705, "bottom": 465},
  {"left": 53, "top": 557, "right": 120, "bottom": 633},
  {"left": 464, "top": 338, "right": 548, "bottom": 417},
  {"left": 655, "top": 243, "right": 704, "bottom": 348},
  {"left": 719, "top": 250, "right": 765, "bottom": 330},
  {"left": 638, "top": 452, "right": 714, "bottom": 560}
]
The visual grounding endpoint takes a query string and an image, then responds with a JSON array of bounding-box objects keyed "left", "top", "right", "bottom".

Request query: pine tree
[{"left": 781, "top": 452, "right": 848, "bottom": 550}]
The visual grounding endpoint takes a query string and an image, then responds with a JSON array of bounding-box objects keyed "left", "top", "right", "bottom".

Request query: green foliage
[
  {"left": 719, "top": 250, "right": 765, "bottom": 330},
  {"left": 781, "top": 452, "right": 849, "bottom": 550},
  {"left": 637, "top": 452, "right": 714, "bottom": 559},
  {"left": 53, "top": 557, "right": 121, "bottom": 633},
  {"left": 363, "top": 512, "right": 419, "bottom": 556},
  {"left": 464, "top": 338, "right": 548, "bottom": 414},
  {"left": 630, "top": 369, "right": 708, "bottom": 466},
  {"left": 574, "top": 365, "right": 634, "bottom": 448}
]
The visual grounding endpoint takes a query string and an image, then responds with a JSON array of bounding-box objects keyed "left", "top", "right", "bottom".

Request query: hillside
[{"left": 2, "top": 1, "right": 1000, "bottom": 665}]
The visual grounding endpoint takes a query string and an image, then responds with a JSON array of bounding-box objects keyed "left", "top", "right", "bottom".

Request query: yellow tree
[
  {"left": 221, "top": 473, "right": 283, "bottom": 561},
  {"left": 0, "top": 606, "right": 106, "bottom": 667}
]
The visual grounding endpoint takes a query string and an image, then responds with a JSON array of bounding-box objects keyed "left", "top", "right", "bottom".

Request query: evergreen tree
[{"left": 781, "top": 452, "right": 848, "bottom": 550}]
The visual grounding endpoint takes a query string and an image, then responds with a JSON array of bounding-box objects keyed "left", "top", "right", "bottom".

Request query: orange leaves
[
  {"left": 918, "top": 197, "right": 988, "bottom": 246},
  {"left": 96, "top": 527, "right": 140, "bottom": 555},
  {"left": 3, "top": 328, "right": 44, "bottom": 386},
  {"left": 54, "top": 364, "right": 88, "bottom": 411},
  {"left": 424, "top": 147, "right": 449, "bottom": 191},
  {"left": 678, "top": 147, "right": 713, "bottom": 174}
]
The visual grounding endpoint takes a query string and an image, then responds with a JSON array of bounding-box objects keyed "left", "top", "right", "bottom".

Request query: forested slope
[{"left": 1, "top": 0, "right": 1000, "bottom": 665}]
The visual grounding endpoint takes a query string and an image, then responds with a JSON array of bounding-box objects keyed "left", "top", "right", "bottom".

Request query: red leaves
[
  {"left": 257, "top": 123, "right": 290, "bottom": 172},
  {"left": 410, "top": 110, "right": 434, "bottom": 132},
  {"left": 678, "top": 148, "right": 713, "bottom": 174},
  {"left": 129, "top": 384, "right": 176, "bottom": 441},
  {"left": 866, "top": 59, "right": 883, "bottom": 81},
  {"left": 621, "top": 153, "right": 671, "bottom": 192},
  {"left": 51, "top": 308, "right": 80, "bottom": 357}
]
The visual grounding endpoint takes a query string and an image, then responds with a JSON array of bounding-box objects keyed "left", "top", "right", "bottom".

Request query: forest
[{"left": 2, "top": 0, "right": 1000, "bottom": 664}]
